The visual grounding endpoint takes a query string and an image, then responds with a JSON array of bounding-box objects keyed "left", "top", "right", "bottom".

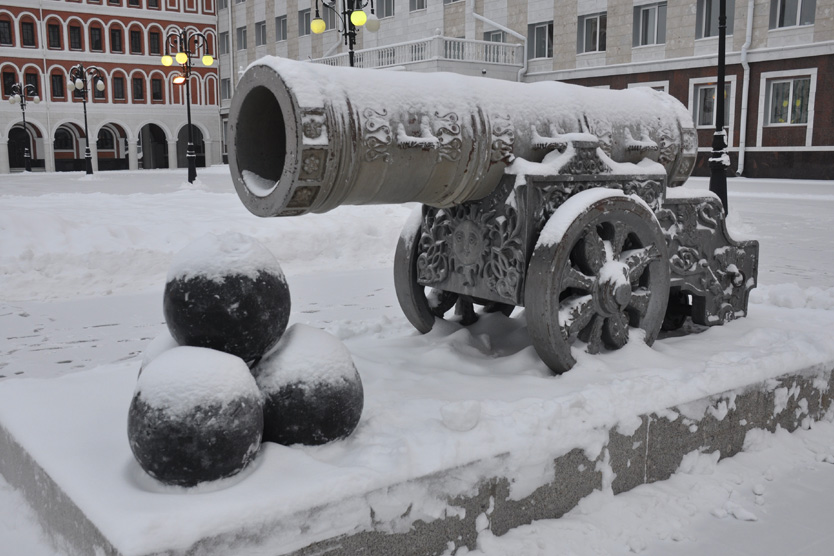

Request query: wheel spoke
[
  {"left": 603, "top": 311, "right": 629, "bottom": 349},
  {"left": 579, "top": 227, "right": 607, "bottom": 275},
  {"left": 584, "top": 315, "right": 605, "bottom": 354},
  {"left": 608, "top": 221, "right": 629, "bottom": 259},
  {"left": 564, "top": 266, "right": 596, "bottom": 292},
  {"left": 622, "top": 244, "right": 661, "bottom": 283},
  {"left": 559, "top": 294, "right": 596, "bottom": 340},
  {"left": 627, "top": 288, "right": 652, "bottom": 319}
]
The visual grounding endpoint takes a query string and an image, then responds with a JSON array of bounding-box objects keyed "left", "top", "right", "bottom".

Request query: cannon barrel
[{"left": 229, "top": 57, "right": 697, "bottom": 218}]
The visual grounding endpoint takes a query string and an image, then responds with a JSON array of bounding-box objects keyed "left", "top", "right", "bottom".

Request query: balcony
[{"left": 311, "top": 35, "right": 524, "bottom": 80}]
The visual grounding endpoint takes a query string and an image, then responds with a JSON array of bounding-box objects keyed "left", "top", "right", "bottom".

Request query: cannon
[{"left": 229, "top": 57, "right": 759, "bottom": 374}]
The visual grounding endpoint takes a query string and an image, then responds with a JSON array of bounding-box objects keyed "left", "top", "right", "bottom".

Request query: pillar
[
  {"left": 128, "top": 139, "right": 139, "bottom": 171},
  {"left": 168, "top": 140, "right": 178, "bottom": 169},
  {"left": 0, "top": 140, "right": 9, "bottom": 174}
]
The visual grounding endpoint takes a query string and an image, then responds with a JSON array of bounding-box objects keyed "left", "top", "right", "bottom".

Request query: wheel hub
[{"left": 596, "top": 261, "right": 631, "bottom": 316}]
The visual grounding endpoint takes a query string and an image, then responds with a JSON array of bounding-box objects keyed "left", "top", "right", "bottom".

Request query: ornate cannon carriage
[{"left": 228, "top": 57, "right": 759, "bottom": 374}]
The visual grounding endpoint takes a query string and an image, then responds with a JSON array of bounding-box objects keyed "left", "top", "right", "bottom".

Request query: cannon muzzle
[{"left": 229, "top": 57, "right": 697, "bottom": 218}]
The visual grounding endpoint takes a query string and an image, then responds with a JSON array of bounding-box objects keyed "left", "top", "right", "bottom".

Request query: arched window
[
  {"left": 0, "top": 15, "right": 14, "bottom": 46},
  {"left": 54, "top": 129, "right": 74, "bottom": 151},
  {"left": 97, "top": 128, "right": 115, "bottom": 150}
]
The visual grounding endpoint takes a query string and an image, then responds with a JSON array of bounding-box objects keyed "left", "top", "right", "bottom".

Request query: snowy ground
[{"left": 1, "top": 167, "right": 833, "bottom": 555}]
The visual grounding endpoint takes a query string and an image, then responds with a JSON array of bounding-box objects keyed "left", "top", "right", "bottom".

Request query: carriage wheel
[
  {"left": 525, "top": 191, "right": 670, "bottom": 374},
  {"left": 394, "top": 219, "right": 514, "bottom": 334}
]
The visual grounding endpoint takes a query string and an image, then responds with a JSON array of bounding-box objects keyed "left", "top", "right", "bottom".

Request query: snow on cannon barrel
[
  {"left": 228, "top": 57, "right": 697, "bottom": 217},
  {"left": 228, "top": 57, "right": 758, "bottom": 375}
]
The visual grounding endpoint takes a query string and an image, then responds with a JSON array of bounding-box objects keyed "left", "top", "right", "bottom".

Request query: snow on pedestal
[
  {"left": 253, "top": 324, "right": 364, "bottom": 446},
  {"left": 127, "top": 346, "right": 264, "bottom": 487},
  {"left": 163, "top": 232, "right": 291, "bottom": 363}
]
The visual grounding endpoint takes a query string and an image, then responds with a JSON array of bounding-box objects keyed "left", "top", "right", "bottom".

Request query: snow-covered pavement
[{"left": 1, "top": 167, "right": 833, "bottom": 555}]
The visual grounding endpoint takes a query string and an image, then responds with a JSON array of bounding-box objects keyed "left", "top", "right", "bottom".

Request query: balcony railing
[{"left": 312, "top": 36, "right": 524, "bottom": 69}]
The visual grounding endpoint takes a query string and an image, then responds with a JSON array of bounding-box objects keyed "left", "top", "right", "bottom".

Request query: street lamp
[
  {"left": 67, "top": 64, "right": 106, "bottom": 175},
  {"left": 162, "top": 28, "right": 214, "bottom": 183},
  {"left": 709, "top": 0, "right": 729, "bottom": 213},
  {"left": 311, "top": 0, "right": 380, "bottom": 67},
  {"left": 8, "top": 82, "right": 41, "bottom": 172}
]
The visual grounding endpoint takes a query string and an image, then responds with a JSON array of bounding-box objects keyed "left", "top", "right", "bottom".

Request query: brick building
[{"left": 0, "top": 0, "right": 220, "bottom": 174}]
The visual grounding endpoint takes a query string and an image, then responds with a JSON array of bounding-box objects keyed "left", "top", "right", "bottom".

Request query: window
[
  {"left": 299, "top": 9, "right": 311, "bottom": 37},
  {"left": 633, "top": 2, "right": 667, "bottom": 46},
  {"left": 21, "top": 22, "right": 35, "bottom": 47},
  {"left": 130, "top": 30, "right": 142, "bottom": 53},
  {"left": 255, "top": 21, "right": 266, "bottom": 46},
  {"left": 218, "top": 0, "right": 228, "bottom": 8},
  {"left": 697, "top": 0, "right": 735, "bottom": 38},
  {"left": 113, "top": 77, "right": 125, "bottom": 100},
  {"left": 69, "top": 25, "right": 82, "bottom": 50},
  {"left": 111, "top": 29, "right": 123, "bottom": 52},
  {"left": 768, "top": 77, "right": 811, "bottom": 124},
  {"left": 770, "top": 0, "right": 816, "bottom": 29},
  {"left": 410, "top": 0, "right": 426, "bottom": 11},
  {"left": 218, "top": 32, "right": 229, "bottom": 55},
  {"left": 48, "top": 24, "right": 61, "bottom": 48},
  {"left": 151, "top": 78, "right": 162, "bottom": 101},
  {"left": 484, "top": 30, "right": 504, "bottom": 42},
  {"left": 236, "top": 26, "right": 247, "bottom": 49},
  {"left": 694, "top": 82, "right": 731, "bottom": 127},
  {"left": 221, "top": 78, "right": 231, "bottom": 100},
  {"left": 54, "top": 129, "right": 73, "bottom": 151},
  {"left": 2, "top": 71, "right": 15, "bottom": 96},
  {"left": 235, "top": 0, "right": 245, "bottom": 3},
  {"left": 275, "top": 16, "right": 287, "bottom": 41},
  {"left": 578, "top": 12, "right": 607, "bottom": 53},
  {"left": 97, "top": 129, "right": 115, "bottom": 150},
  {"left": 25, "top": 72, "right": 39, "bottom": 97},
  {"left": 378, "top": 0, "right": 394, "bottom": 18},
  {"left": 90, "top": 27, "right": 103, "bottom": 51},
  {"left": 94, "top": 77, "right": 105, "bottom": 99},
  {"left": 323, "top": 6, "right": 337, "bottom": 30},
  {"left": 443, "top": 0, "right": 463, "bottom": 3},
  {"left": 527, "top": 21, "right": 553, "bottom": 59},
  {"left": 128, "top": 0, "right": 140, "bottom": 6},
  {"left": 0, "top": 21, "right": 12, "bottom": 45},
  {"left": 149, "top": 32, "right": 160, "bottom": 55},
  {"left": 132, "top": 77, "right": 144, "bottom": 101},
  {"left": 51, "top": 74, "right": 65, "bottom": 98},
  {"left": 148, "top": 0, "right": 159, "bottom": 7}
]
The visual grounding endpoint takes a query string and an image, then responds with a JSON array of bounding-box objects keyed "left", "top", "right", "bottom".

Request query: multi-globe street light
[
  {"left": 161, "top": 29, "right": 214, "bottom": 184},
  {"left": 311, "top": 0, "right": 380, "bottom": 67},
  {"left": 7, "top": 82, "right": 41, "bottom": 172},
  {"left": 66, "top": 64, "right": 106, "bottom": 175},
  {"left": 709, "top": 0, "right": 729, "bottom": 213}
]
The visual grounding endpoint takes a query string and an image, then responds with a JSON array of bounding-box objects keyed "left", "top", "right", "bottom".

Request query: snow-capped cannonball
[
  {"left": 253, "top": 324, "right": 364, "bottom": 446},
  {"left": 127, "top": 346, "right": 264, "bottom": 487},
  {"left": 138, "top": 329, "right": 180, "bottom": 377},
  {"left": 163, "top": 233, "right": 290, "bottom": 362}
]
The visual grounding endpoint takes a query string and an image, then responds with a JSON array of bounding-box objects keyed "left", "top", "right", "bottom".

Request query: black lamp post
[
  {"left": 8, "top": 82, "right": 41, "bottom": 172},
  {"left": 162, "top": 29, "right": 214, "bottom": 184},
  {"left": 709, "top": 0, "right": 729, "bottom": 213},
  {"left": 67, "top": 64, "right": 106, "bottom": 175},
  {"left": 311, "top": 0, "right": 380, "bottom": 67}
]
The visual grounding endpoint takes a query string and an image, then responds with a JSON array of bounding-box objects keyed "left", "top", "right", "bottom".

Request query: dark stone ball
[
  {"left": 253, "top": 324, "right": 364, "bottom": 446},
  {"left": 127, "top": 346, "right": 264, "bottom": 487},
  {"left": 163, "top": 233, "right": 290, "bottom": 362}
]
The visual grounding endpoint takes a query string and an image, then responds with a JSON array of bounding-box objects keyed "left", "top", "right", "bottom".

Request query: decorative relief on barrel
[
  {"left": 490, "top": 115, "right": 514, "bottom": 163},
  {"left": 656, "top": 126, "right": 679, "bottom": 168},
  {"left": 299, "top": 149, "right": 326, "bottom": 181},
  {"left": 301, "top": 111, "right": 328, "bottom": 146},
  {"left": 362, "top": 107, "right": 392, "bottom": 162},
  {"left": 563, "top": 141, "right": 611, "bottom": 175},
  {"left": 286, "top": 185, "right": 321, "bottom": 209},
  {"left": 585, "top": 118, "right": 613, "bottom": 157},
  {"left": 434, "top": 111, "right": 463, "bottom": 162}
]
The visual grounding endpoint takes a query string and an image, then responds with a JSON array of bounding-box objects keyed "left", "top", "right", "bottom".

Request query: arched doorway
[
  {"left": 53, "top": 124, "right": 85, "bottom": 172},
  {"left": 138, "top": 124, "right": 168, "bottom": 169},
  {"left": 8, "top": 127, "right": 31, "bottom": 170},
  {"left": 176, "top": 125, "right": 205, "bottom": 169},
  {"left": 96, "top": 123, "right": 129, "bottom": 171}
]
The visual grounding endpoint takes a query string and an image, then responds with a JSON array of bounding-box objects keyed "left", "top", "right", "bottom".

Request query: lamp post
[
  {"left": 162, "top": 29, "right": 214, "bottom": 184},
  {"left": 311, "top": 0, "right": 380, "bottom": 67},
  {"left": 67, "top": 64, "right": 106, "bottom": 175},
  {"left": 8, "top": 82, "right": 41, "bottom": 172},
  {"left": 709, "top": 0, "right": 729, "bottom": 213}
]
